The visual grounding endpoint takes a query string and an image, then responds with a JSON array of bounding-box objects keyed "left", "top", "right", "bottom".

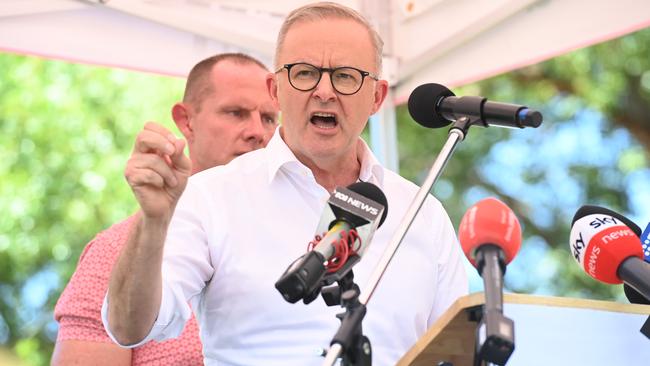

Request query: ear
[
  {"left": 171, "top": 103, "right": 193, "bottom": 141},
  {"left": 266, "top": 72, "right": 280, "bottom": 108},
  {"left": 370, "top": 79, "right": 389, "bottom": 115}
]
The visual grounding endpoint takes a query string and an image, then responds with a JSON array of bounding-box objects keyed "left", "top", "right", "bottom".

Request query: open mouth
[{"left": 310, "top": 112, "right": 338, "bottom": 130}]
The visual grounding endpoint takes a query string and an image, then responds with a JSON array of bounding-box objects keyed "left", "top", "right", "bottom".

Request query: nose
[
  {"left": 312, "top": 72, "right": 337, "bottom": 103},
  {"left": 242, "top": 113, "right": 269, "bottom": 147}
]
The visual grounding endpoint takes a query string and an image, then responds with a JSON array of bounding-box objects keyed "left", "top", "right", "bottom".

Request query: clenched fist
[{"left": 124, "top": 122, "right": 192, "bottom": 221}]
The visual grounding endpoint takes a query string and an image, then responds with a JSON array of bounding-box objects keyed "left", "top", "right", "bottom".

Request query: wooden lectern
[{"left": 397, "top": 293, "right": 650, "bottom": 366}]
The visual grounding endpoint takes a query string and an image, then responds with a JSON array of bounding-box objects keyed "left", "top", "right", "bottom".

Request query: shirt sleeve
[
  {"left": 427, "top": 197, "right": 470, "bottom": 326},
  {"left": 54, "top": 217, "right": 136, "bottom": 343},
  {"left": 101, "top": 180, "right": 215, "bottom": 346},
  {"left": 101, "top": 277, "right": 195, "bottom": 348}
]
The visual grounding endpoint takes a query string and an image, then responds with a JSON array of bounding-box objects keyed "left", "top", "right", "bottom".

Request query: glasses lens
[
  {"left": 332, "top": 67, "right": 363, "bottom": 94},
  {"left": 288, "top": 64, "right": 320, "bottom": 91}
]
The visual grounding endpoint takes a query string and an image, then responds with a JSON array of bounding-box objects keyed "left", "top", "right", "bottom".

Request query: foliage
[{"left": 0, "top": 53, "right": 184, "bottom": 365}]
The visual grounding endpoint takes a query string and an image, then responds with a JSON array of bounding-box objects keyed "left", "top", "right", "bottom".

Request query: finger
[
  {"left": 125, "top": 166, "right": 165, "bottom": 189},
  {"left": 143, "top": 122, "right": 176, "bottom": 143},
  {"left": 144, "top": 122, "right": 178, "bottom": 148},
  {"left": 131, "top": 153, "right": 179, "bottom": 187},
  {"left": 169, "top": 138, "right": 191, "bottom": 173},
  {"left": 134, "top": 129, "right": 175, "bottom": 155}
]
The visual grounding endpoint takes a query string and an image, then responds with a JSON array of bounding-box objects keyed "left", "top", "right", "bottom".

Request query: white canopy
[{"left": 2, "top": 0, "right": 649, "bottom": 170}]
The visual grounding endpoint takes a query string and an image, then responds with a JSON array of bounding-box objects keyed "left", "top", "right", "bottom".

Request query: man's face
[
  {"left": 186, "top": 61, "right": 278, "bottom": 171},
  {"left": 269, "top": 18, "right": 387, "bottom": 166}
]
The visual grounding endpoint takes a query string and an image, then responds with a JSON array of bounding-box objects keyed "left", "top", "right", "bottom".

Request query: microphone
[
  {"left": 570, "top": 205, "right": 650, "bottom": 302},
  {"left": 275, "top": 182, "right": 388, "bottom": 304},
  {"left": 408, "top": 83, "right": 543, "bottom": 129},
  {"left": 574, "top": 206, "right": 650, "bottom": 305},
  {"left": 458, "top": 197, "right": 521, "bottom": 365}
]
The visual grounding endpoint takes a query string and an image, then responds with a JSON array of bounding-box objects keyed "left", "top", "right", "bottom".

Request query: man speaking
[{"left": 104, "top": 2, "right": 468, "bottom": 365}]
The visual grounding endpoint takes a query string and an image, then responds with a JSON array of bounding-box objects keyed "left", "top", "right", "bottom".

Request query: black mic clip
[
  {"left": 320, "top": 256, "right": 361, "bottom": 306},
  {"left": 278, "top": 254, "right": 361, "bottom": 306},
  {"left": 274, "top": 238, "right": 364, "bottom": 305}
]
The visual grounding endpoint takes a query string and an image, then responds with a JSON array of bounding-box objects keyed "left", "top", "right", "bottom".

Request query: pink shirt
[{"left": 54, "top": 215, "right": 204, "bottom": 365}]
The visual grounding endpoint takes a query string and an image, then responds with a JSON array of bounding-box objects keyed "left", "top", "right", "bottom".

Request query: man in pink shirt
[{"left": 51, "top": 53, "right": 279, "bottom": 366}]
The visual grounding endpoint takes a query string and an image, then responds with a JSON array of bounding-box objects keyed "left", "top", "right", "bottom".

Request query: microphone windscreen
[
  {"left": 572, "top": 205, "right": 648, "bottom": 302},
  {"left": 458, "top": 197, "right": 522, "bottom": 267},
  {"left": 407, "top": 83, "right": 455, "bottom": 129},
  {"left": 569, "top": 207, "right": 643, "bottom": 284}
]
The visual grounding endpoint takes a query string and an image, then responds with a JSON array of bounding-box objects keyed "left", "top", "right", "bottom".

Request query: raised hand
[{"left": 124, "top": 122, "right": 192, "bottom": 220}]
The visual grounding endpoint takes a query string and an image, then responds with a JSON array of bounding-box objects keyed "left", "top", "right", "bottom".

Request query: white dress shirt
[{"left": 103, "top": 128, "right": 468, "bottom": 365}]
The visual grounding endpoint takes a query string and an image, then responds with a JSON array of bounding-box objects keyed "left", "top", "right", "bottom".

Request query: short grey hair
[{"left": 274, "top": 1, "right": 383, "bottom": 74}]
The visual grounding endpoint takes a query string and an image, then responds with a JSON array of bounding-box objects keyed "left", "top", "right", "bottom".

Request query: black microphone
[
  {"left": 570, "top": 205, "right": 650, "bottom": 302},
  {"left": 407, "top": 83, "right": 543, "bottom": 129},
  {"left": 275, "top": 182, "right": 388, "bottom": 304}
]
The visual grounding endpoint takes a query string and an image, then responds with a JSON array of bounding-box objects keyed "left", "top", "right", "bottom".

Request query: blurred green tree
[{"left": 0, "top": 53, "right": 184, "bottom": 365}]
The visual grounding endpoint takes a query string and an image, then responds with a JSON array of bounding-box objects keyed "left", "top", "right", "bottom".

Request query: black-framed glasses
[{"left": 276, "top": 62, "right": 379, "bottom": 95}]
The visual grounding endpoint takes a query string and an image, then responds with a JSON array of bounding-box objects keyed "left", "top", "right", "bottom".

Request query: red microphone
[
  {"left": 570, "top": 205, "right": 650, "bottom": 301},
  {"left": 458, "top": 197, "right": 522, "bottom": 365},
  {"left": 459, "top": 197, "right": 522, "bottom": 270}
]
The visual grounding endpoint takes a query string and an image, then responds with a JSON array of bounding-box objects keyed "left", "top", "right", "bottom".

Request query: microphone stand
[
  {"left": 322, "top": 117, "right": 473, "bottom": 366},
  {"left": 317, "top": 258, "right": 372, "bottom": 366},
  {"left": 473, "top": 246, "right": 515, "bottom": 366}
]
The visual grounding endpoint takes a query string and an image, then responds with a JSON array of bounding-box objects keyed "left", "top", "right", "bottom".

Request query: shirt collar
[
  {"left": 265, "top": 126, "right": 385, "bottom": 187},
  {"left": 265, "top": 126, "right": 307, "bottom": 184},
  {"left": 357, "top": 138, "right": 385, "bottom": 187}
]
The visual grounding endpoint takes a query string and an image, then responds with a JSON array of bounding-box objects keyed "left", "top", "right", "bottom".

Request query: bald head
[{"left": 183, "top": 53, "right": 268, "bottom": 112}]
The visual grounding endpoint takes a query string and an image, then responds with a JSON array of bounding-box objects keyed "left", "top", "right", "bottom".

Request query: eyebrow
[
  {"left": 291, "top": 60, "right": 367, "bottom": 69},
  {"left": 217, "top": 103, "right": 252, "bottom": 112},
  {"left": 262, "top": 110, "right": 279, "bottom": 119}
]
